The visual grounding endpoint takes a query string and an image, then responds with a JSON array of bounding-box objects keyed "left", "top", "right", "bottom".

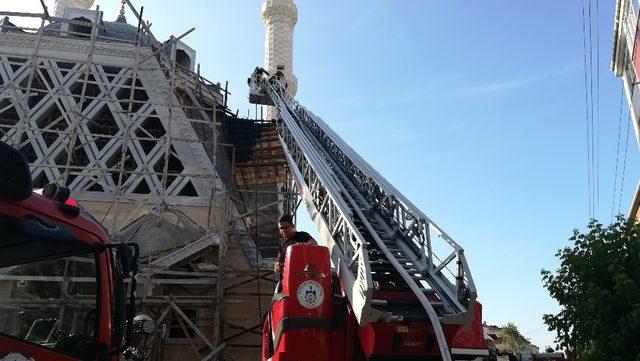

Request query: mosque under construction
[
  {"left": 0, "top": 0, "right": 296, "bottom": 360},
  {"left": 0, "top": 1, "right": 486, "bottom": 361}
]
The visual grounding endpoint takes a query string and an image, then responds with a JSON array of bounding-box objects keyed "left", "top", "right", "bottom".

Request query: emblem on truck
[{"left": 296, "top": 280, "right": 324, "bottom": 309}]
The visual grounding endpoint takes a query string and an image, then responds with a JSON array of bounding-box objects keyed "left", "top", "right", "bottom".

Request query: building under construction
[
  {"left": 0, "top": 1, "right": 289, "bottom": 360},
  {"left": 0, "top": 1, "right": 485, "bottom": 361}
]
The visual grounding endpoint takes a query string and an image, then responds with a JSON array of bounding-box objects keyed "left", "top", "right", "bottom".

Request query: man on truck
[{"left": 273, "top": 214, "right": 317, "bottom": 275}]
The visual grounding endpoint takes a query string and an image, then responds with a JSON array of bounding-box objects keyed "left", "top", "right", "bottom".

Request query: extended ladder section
[{"left": 249, "top": 69, "right": 478, "bottom": 361}]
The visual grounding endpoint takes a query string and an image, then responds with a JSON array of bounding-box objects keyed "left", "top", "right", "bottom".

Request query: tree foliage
[
  {"left": 500, "top": 322, "right": 529, "bottom": 354},
  {"left": 541, "top": 217, "right": 640, "bottom": 361}
]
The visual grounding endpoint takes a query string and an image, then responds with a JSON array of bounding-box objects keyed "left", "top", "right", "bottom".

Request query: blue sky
[{"left": 7, "top": 0, "right": 640, "bottom": 350}]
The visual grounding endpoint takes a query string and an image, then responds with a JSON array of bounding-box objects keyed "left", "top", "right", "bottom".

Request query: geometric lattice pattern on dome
[
  {"left": 0, "top": 53, "right": 214, "bottom": 200},
  {"left": 0, "top": 8, "right": 267, "bottom": 361}
]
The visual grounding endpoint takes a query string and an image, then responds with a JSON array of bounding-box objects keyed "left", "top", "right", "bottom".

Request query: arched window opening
[{"left": 175, "top": 49, "right": 191, "bottom": 70}]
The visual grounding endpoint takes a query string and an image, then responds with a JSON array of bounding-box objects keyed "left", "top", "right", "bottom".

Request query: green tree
[
  {"left": 541, "top": 217, "right": 640, "bottom": 361},
  {"left": 500, "top": 322, "right": 529, "bottom": 354}
]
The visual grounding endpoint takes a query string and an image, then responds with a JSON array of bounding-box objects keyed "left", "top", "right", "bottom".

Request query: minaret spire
[
  {"left": 261, "top": 0, "right": 298, "bottom": 119},
  {"left": 116, "top": 0, "right": 127, "bottom": 22}
]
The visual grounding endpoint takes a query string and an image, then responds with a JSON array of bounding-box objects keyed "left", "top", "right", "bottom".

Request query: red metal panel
[
  {"left": 356, "top": 303, "right": 487, "bottom": 358},
  {"left": 272, "top": 245, "right": 335, "bottom": 361},
  {"left": 358, "top": 321, "right": 441, "bottom": 358},
  {"left": 450, "top": 302, "right": 487, "bottom": 350},
  {"left": 282, "top": 245, "right": 332, "bottom": 318}
]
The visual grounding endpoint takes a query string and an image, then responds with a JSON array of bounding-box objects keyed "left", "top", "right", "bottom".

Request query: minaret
[
  {"left": 53, "top": 0, "right": 95, "bottom": 18},
  {"left": 261, "top": 0, "right": 298, "bottom": 120}
]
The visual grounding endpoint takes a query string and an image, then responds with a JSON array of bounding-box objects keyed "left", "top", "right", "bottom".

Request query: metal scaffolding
[{"left": 0, "top": 3, "right": 287, "bottom": 360}]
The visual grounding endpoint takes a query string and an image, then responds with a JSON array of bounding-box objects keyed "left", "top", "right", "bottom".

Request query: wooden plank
[
  {"left": 0, "top": 275, "right": 94, "bottom": 282},
  {"left": 201, "top": 342, "right": 226, "bottom": 361},
  {"left": 175, "top": 314, "right": 201, "bottom": 359},
  {"left": 140, "top": 268, "right": 218, "bottom": 277},
  {"left": 166, "top": 296, "right": 217, "bottom": 351},
  {"left": 138, "top": 278, "right": 218, "bottom": 285},
  {"left": 152, "top": 233, "right": 219, "bottom": 269}
]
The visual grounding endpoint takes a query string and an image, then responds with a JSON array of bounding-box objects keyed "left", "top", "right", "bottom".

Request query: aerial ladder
[{"left": 249, "top": 69, "right": 488, "bottom": 361}]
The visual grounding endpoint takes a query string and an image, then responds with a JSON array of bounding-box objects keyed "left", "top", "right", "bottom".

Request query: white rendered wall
[
  {"left": 262, "top": 0, "right": 297, "bottom": 119},
  {"left": 53, "top": 0, "right": 95, "bottom": 17}
]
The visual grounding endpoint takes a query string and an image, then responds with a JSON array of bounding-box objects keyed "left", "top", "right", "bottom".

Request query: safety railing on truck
[
  {"left": 262, "top": 77, "right": 383, "bottom": 325},
  {"left": 257, "top": 71, "right": 477, "bottom": 315}
]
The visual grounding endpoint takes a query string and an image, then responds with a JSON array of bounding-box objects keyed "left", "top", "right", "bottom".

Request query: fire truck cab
[{"left": 0, "top": 141, "right": 138, "bottom": 361}]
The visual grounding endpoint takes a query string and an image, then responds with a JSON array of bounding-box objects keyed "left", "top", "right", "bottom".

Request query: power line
[
  {"left": 580, "top": 0, "right": 600, "bottom": 220},
  {"left": 588, "top": 0, "right": 595, "bottom": 217},
  {"left": 611, "top": 86, "right": 625, "bottom": 221},
  {"left": 617, "top": 111, "right": 631, "bottom": 215},
  {"left": 587, "top": 0, "right": 597, "bottom": 218},
  {"left": 595, "top": 0, "right": 601, "bottom": 214},
  {"left": 581, "top": 0, "right": 594, "bottom": 219},
  {"left": 581, "top": 0, "right": 590, "bottom": 218},
  {"left": 523, "top": 325, "right": 547, "bottom": 335}
]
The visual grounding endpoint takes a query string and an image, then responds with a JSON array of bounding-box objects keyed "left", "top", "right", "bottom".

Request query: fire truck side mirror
[
  {"left": 108, "top": 242, "right": 140, "bottom": 354},
  {"left": 116, "top": 243, "right": 138, "bottom": 278}
]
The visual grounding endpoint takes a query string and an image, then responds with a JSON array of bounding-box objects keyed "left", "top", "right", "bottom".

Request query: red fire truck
[
  {"left": 0, "top": 140, "right": 139, "bottom": 361},
  {"left": 262, "top": 244, "right": 487, "bottom": 361}
]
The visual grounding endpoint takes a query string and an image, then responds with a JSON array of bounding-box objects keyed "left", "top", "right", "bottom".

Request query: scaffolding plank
[{"left": 152, "top": 233, "right": 220, "bottom": 269}]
